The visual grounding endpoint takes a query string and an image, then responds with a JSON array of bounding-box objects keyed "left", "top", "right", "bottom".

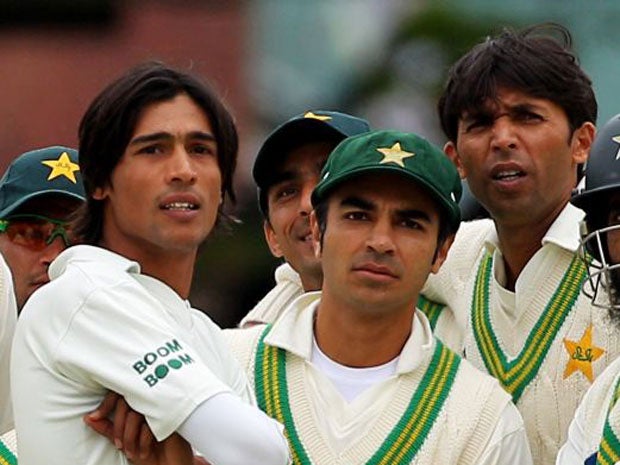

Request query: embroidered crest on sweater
[
  {"left": 563, "top": 324, "right": 604, "bottom": 382},
  {"left": 472, "top": 251, "right": 587, "bottom": 402}
]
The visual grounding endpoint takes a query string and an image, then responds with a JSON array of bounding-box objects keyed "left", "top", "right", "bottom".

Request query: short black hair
[
  {"left": 75, "top": 61, "right": 238, "bottom": 244},
  {"left": 438, "top": 23, "right": 597, "bottom": 144}
]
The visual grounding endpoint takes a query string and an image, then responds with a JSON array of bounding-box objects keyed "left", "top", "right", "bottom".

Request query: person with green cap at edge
[
  {"left": 419, "top": 23, "right": 620, "bottom": 465},
  {"left": 556, "top": 113, "right": 620, "bottom": 465},
  {"left": 239, "top": 109, "right": 369, "bottom": 328},
  {"left": 226, "top": 129, "right": 532, "bottom": 464},
  {"left": 0, "top": 145, "right": 85, "bottom": 464}
]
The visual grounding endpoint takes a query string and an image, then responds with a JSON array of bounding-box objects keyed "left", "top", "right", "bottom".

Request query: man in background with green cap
[
  {"left": 0, "top": 146, "right": 85, "bottom": 312},
  {"left": 0, "top": 145, "right": 85, "bottom": 462},
  {"left": 227, "top": 129, "right": 532, "bottom": 464},
  {"left": 239, "top": 110, "right": 369, "bottom": 328}
]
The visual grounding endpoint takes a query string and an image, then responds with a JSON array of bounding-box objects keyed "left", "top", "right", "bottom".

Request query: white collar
[
  {"left": 264, "top": 292, "right": 437, "bottom": 375},
  {"left": 483, "top": 202, "right": 585, "bottom": 254},
  {"left": 49, "top": 244, "right": 140, "bottom": 279}
]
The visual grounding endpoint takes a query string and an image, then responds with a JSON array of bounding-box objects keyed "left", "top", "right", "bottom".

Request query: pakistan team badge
[
  {"left": 563, "top": 324, "right": 604, "bottom": 382},
  {"left": 41, "top": 151, "right": 80, "bottom": 183},
  {"left": 376, "top": 142, "right": 414, "bottom": 167}
]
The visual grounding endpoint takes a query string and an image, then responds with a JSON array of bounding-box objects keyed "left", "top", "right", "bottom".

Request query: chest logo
[{"left": 563, "top": 324, "right": 604, "bottom": 382}]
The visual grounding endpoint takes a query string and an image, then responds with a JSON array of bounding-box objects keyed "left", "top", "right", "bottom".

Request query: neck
[
  {"left": 493, "top": 202, "right": 565, "bottom": 291},
  {"left": 139, "top": 253, "right": 196, "bottom": 298},
  {"left": 300, "top": 270, "right": 323, "bottom": 292},
  {"left": 313, "top": 292, "right": 414, "bottom": 367}
]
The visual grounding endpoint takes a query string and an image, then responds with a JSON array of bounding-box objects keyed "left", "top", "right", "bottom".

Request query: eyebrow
[
  {"left": 395, "top": 209, "right": 432, "bottom": 223},
  {"left": 269, "top": 169, "right": 297, "bottom": 187},
  {"left": 340, "top": 194, "right": 432, "bottom": 222},
  {"left": 128, "top": 131, "right": 216, "bottom": 146},
  {"left": 340, "top": 195, "right": 375, "bottom": 211},
  {"left": 464, "top": 101, "right": 543, "bottom": 118}
]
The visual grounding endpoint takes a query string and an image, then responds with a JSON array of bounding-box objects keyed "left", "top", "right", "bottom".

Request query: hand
[{"left": 84, "top": 391, "right": 196, "bottom": 465}]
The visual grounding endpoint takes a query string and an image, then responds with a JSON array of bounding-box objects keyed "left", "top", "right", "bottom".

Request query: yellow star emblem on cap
[
  {"left": 563, "top": 324, "right": 604, "bottom": 383},
  {"left": 376, "top": 142, "right": 414, "bottom": 168},
  {"left": 41, "top": 152, "right": 80, "bottom": 184},
  {"left": 303, "top": 111, "right": 331, "bottom": 122}
]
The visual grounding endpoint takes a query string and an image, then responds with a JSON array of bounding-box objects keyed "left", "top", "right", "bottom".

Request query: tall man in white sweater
[
  {"left": 557, "top": 113, "right": 620, "bottom": 464},
  {"left": 240, "top": 110, "right": 369, "bottom": 327},
  {"left": 11, "top": 62, "right": 290, "bottom": 465},
  {"left": 226, "top": 129, "right": 533, "bottom": 464},
  {"left": 420, "top": 23, "right": 620, "bottom": 465}
]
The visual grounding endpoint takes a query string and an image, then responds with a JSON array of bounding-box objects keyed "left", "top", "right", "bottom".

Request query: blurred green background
[{"left": 2, "top": 0, "right": 618, "bottom": 326}]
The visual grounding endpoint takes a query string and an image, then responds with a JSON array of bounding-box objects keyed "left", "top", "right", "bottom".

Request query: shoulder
[
  {"left": 223, "top": 325, "right": 267, "bottom": 376},
  {"left": 452, "top": 350, "right": 512, "bottom": 407},
  {"left": 579, "top": 357, "right": 620, "bottom": 431},
  {"left": 422, "top": 219, "right": 494, "bottom": 307},
  {"left": 450, "top": 219, "right": 495, "bottom": 259},
  {"left": 239, "top": 264, "right": 304, "bottom": 328}
]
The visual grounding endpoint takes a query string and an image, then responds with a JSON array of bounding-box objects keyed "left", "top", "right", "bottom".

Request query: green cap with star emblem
[
  {"left": 312, "top": 130, "right": 462, "bottom": 231},
  {"left": 253, "top": 110, "right": 370, "bottom": 215},
  {"left": 0, "top": 146, "right": 86, "bottom": 218}
]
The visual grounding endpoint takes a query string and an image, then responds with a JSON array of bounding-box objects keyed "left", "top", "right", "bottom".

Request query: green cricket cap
[
  {"left": 253, "top": 110, "right": 370, "bottom": 215},
  {"left": 0, "top": 146, "right": 86, "bottom": 218},
  {"left": 312, "top": 130, "right": 462, "bottom": 231}
]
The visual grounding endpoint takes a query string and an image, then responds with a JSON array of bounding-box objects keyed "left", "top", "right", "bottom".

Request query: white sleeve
[
  {"left": 178, "top": 392, "right": 290, "bottom": 465},
  {"left": 0, "top": 255, "right": 16, "bottom": 433},
  {"left": 556, "top": 397, "right": 590, "bottom": 465},
  {"left": 476, "top": 403, "right": 534, "bottom": 465}
]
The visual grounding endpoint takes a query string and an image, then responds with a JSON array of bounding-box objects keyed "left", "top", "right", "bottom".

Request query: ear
[
  {"left": 263, "top": 220, "right": 284, "bottom": 258},
  {"left": 430, "top": 234, "right": 455, "bottom": 274},
  {"left": 92, "top": 185, "right": 109, "bottom": 201},
  {"left": 444, "top": 141, "right": 467, "bottom": 179},
  {"left": 571, "top": 121, "right": 595, "bottom": 165},
  {"left": 309, "top": 211, "right": 322, "bottom": 259}
]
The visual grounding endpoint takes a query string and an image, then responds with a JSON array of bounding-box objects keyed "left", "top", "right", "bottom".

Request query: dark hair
[
  {"left": 438, "top": 23, "right": 597, "bottom": 145},
  {"left": 75, "top": 61, "right": 238, "bottom": 244}
]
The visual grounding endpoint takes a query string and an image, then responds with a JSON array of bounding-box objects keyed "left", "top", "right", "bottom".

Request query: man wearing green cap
[
  {"left": 240, "top": 110, "right": 369, "bottom": 328},
  {"left": 0, "top": 146, "right": 85, "bottom": 312},
  {"left": 0, "top": 145, "right": 85, "bottom": 462},
  {"left": 227, "top": 130, "right": 532, "bottom": 464}
]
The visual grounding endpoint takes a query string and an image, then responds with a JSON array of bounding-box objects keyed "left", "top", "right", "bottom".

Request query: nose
[
  {"left": 167, "top": 148, "right": 197, "bottom": 184},
  {"left": 298, "top": 183, "right": 314, "bottom": 216},
  {"left": 40, "top": 236, "right": 67, "bottom": 266},
  {"left": 490, "top": 115, "right": 518, "bottom": 153},
  {"left": 366, "top": 218, "right": 395, "bottom": 255}
]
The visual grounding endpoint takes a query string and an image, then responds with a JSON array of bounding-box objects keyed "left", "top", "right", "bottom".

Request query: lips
[
  {"left": 162, "top": 201, "right": 197, "bottom": 210},
  {"left": 490, "top": 162, "right": 526, "bottom": 182},
  {"left": 353, "top": 262, "right": 398, "bottom": 279},
  {"left": 298, "top": 231, "right": 312, "bottom": 243},
  {"left": 492, "top": 170, "right": 524, "bottom": 181},
  {"left": 159, "top": 194, "right": 201, "bottom": 211}
]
